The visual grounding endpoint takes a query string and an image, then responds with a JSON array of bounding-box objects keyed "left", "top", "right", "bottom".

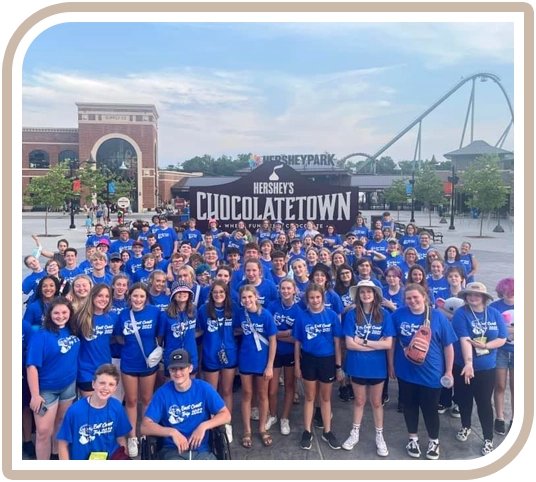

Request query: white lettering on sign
[
  {"left": 195, "top": 192, "right": 351, "bottom": 222},
  {"left": 102, "top": 115, "right": 129, "bottom": 122}
]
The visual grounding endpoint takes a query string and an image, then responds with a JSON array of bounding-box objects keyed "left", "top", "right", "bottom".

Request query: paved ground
[{"left": 18, "top": 210, "right": 514, "bottom": 461}]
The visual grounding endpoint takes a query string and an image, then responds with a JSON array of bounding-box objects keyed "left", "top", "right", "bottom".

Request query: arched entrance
[{"left": 96, "top": 138, "right": 139, "bottom": 212}]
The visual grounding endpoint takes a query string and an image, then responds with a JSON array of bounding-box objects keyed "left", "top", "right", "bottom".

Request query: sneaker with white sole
[
  {"left": 451, "top": 404, "right": 461, "bottom": 418},
  {"left": 481, "top": 439, "right": 494, "bottom": 456},
  {"left": 456, "top": 427, "right": 471, "bottom": 442},
  {"left": 406, "top": 439, "right": 421, "bottom": 458},
  {"left": 225, "top": 423, "right": 233, "bottom": 444},
  {"left": 300, "top": 430, "right": 312, "bottom": 450},
  {"left": 376, "top": 433, "right": 389, "bottom": 457},
  {"left": 127, "top": 437, "right": 139, "bottom": 458},
  {"left": 342, "top": 428, "right": 360, "bottom": 451},
  {"left": 426, "top": 440, "right": 440, "bottom": 460},
  {"left": 280, "top": 418, "right": 290, "bottom": 435},
  {"left": 250, "top": 407, "right": 260, "bottom": 421},
  {"left": 322, "top": 431, "right": 341, "bottom": 450},
  {"left": 265, "top": 415, "right": 278, "bottom": 431}
]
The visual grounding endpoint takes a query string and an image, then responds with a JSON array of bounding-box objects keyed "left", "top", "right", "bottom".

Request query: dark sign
[{"left": 190, "top": 162, "right": 359, "bottom": 234}]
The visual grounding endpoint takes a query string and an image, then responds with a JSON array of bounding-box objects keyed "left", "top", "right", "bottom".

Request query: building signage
[
  {"left": 103, "top": 115, "right": 129, "bottom": 122},
  {"left": 190, "top": 162, "right": 359, "bottom": 233}
]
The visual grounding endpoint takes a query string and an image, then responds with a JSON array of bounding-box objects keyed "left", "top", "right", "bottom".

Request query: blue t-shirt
[
  {"left": 196, "top": 303, "right": 239, "bottom": 370},
  {"left": 237, "top": 308, "right": 278, "bottom": 374},
  {"left": 23, "top": 320, "right": 33, "bottom": 367},
  {"left": 381, "top": 286, "right": 405, "bottom": 312},
  {"left": 132, "top": 268, "right": 154, "bottom": 285},
  {"left": 268, "top": 299, "right": 301, "bottom": 356},
  {"left": 79, "top": 260, "right": 93, "bottom": 275},
  {"left": 88, "top": 272, "right": 114, "bottom": 286},
  {"left": 351, "top": 226, "right": 369, "bottom": 239},
  {"left": 110, "top": 299, "right": 128, "bottom": 358},
  {"left": 57, "top": 397, "right": 132, "bottom": 460},
  {"left": 155, "top": 227, "right": 179, "bottom": 259},
  {"left": 376, "top": 253, "right": 405, "bottom": 274},
  {"left": 182, "top": 228, "right": 203, "bottom": 249},
  {"left": 292, "top": 308, "right": 343, "bottom": 357},
  {"left": 391, "top": 306, "right": 457, "bottom": 388},
  {"left": 26, "top": 327, "right": 80, "bottom": 390},
  {"left": 415, "top": 245, "right": 433, "bottom": 268},
  {"left": 459, "top": 254, "right": 476, "bottom": 282},
  {"left": 299, "top": 289, "right": 343, "bottom": 315},
  {"left": 159, "top": 310, "right": 198, "bottom": 371},
  {"left": 60, "top": 267, "right": 83, "bottom": 284},
  {"left": 77, "top": 312, "right": 118, "bottom": 383},
  {"left": 114, "top": 305, "right": 160, "bottom": 373},
  {"left": 110, "top": 239, "right": 134, "bottom": 254},
  {"left": 452, "top": 305, "right": 508, "bottom": 371},
  {"left": 237, "top": 278, "right": 278, "bottom": 307},
  {"left": 125, "top": 257, "right": 144, "bottom": 278},
  {"left": 398, "top": 235, "right": 419, "bottom": 251},
  {"left": 22, "top": 271, "right": 47, "bottom": 295},
  {"left": 366, "top": 239, "right": 388, "bottom": 255},
  {"left": 149, "top": 292, "right": 170, "bottom": 313},
  {"left": 86, "top": 234, "right": 110, "bottom": 247},
  {"left": 23, "top": 300, "right": 49, "bottom": 328},
  {"left": 343, "top": 307, "right": 395, "bottom": 379},
  {"left": 145, "top": 379, "right": 225, "bottom": 452},
  {"left": 427, "top": 276, "right": 450, "bottom": 302}
]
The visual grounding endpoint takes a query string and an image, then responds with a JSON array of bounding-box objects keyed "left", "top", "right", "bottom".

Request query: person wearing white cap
[
  {"left": 140, "top": 349, "right": 231, "bottom": 460},
  {"left": 451, "top": 282, "right": 507, "bottom": 456},
  {"left": 341, "top": 280, "right": 395, "bottom": 456}
]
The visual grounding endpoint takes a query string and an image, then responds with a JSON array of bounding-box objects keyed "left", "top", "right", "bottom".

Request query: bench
[{"left": 428, "top": 228, "right": 444, "bottom": 244}]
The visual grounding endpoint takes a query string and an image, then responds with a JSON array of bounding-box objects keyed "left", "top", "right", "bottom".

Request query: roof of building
[{"left": 443, "top": 140, "right": 513, "bottom": 158}]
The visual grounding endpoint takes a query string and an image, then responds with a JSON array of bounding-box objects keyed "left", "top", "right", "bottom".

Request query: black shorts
[
  {"left": 22, "top": 371, "right": 31, "bottom": 407},
  {"left": 274, "top": 352, "right": 295, "bottom": 369},
  {"left": 351, "top": 376, "right": 385, "bottom": 386},
  {"left": 300, "top": 352, "right": 336, "bottom": 384},
  {"left": 76, "top": 381, "right": 94, "bottom": 392},
  {"left": 121, "top": 367, "right": 159, "bottom": 378}
]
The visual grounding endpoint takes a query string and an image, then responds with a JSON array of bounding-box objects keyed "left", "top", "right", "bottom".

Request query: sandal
[
  {"left": 293, "top": 393, "right": 300, "bottom": 405},
  {"left": 260, "top": 432, "right": 273, "bottom": 447},
  {"left": 241, "top": 433, "right": 252, "bottom": 449}
]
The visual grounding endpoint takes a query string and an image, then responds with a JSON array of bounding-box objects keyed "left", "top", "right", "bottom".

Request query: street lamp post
[
  {"left": 448, "top": 164, "right": 459, "bottom": 230},
  {"left": 67, "top": 157, "right": 95, "bottom": 229},
  {"left": 409, "top": 169, "right": 416, "bottom": 223}
]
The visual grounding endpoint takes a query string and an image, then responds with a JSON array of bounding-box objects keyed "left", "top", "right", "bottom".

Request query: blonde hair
[
  {"left": 68, "top": 274, "right": 94, "bottom": 312},
  {"left": 76, "top": 283, "right": 113, "bottom": 339},
  {"left": 239, "top": 284, "right": 263, "bottom": 314}
]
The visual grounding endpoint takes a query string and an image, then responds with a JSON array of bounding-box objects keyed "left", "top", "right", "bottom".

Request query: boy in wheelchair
[{"left": 140, "top": 349, "right": 231, "bottom": 460}]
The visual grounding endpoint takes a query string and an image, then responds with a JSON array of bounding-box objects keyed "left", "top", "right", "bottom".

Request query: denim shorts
[
  {"left": 41, "top": 380, "right": 76, "bottom": 408},
  {"left": 496, "top": 349, "right": 514, "bottom": 370}
]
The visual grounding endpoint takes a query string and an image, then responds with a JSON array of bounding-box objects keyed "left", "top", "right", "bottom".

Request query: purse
[
  {"left": 401, "top": 306, "right": 432, "bottom": 365},
  {"left": 129, "top": 310, "right": 163, "bottom": 368},
  {"left": 108, "top": 445, "right": 131, "bottom": 460}
]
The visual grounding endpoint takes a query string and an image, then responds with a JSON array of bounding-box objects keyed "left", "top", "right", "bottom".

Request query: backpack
[{"left": 402, "top": 306, "right": 432, "bottom": 365}]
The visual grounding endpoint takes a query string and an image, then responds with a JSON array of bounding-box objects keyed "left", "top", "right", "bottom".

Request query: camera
[{"left": 217, "top": 348, "right": 229, "bottom": 365}]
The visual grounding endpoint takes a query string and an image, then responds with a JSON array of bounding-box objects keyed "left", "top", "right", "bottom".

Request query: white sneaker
[
  {"left": 127, "top": 437, "right": 139, "bottom": 458},
  {"left": 280, "top": 418, "right": 290, "bottom": 435},
  {"left": 342, "top": 427, "right": 360, "bottom": 451},
  {"left": 250, "top": 407, "right": 260, "bottom": 421},
  {"left": 225, "top": 423, "right": 233, "bottom": 444},
  {"left": 265, "top": 415, "right": 278, "bottom": 431},
  {"left": 376, "top": 433, "right": 389, "bottom": 457}
]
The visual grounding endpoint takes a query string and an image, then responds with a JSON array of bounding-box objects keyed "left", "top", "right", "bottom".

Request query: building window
[
  {"left": 59, "top": 150, "right": 79, "bottom": 166},
  {"left": 29, "top": 150, "right": 50, "bottom": 169}
]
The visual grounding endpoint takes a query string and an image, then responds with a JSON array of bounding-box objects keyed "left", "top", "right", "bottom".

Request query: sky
[{"left": 21, "top": 21, "right": 515, "bottom": 168}]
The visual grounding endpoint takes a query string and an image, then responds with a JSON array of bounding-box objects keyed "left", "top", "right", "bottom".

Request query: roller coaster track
[{"left": 340, "top": 72, "right": 514, "bottom": 171}]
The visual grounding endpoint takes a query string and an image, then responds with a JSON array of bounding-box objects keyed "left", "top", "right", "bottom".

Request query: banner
[{"left": 190, "top": 162, "right": 360, "bottom": 233}]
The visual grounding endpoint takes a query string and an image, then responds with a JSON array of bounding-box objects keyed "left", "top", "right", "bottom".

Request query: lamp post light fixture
[{"left": 448, "top": 163, "right": 459, "bottom": 231}]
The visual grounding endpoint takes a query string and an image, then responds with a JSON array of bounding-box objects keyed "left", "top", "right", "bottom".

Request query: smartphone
[{"left": 37, "top": 403, "right": 48, "bottom": 416}]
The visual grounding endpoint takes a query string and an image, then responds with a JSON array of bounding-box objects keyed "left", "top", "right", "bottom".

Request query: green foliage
[
  {"left": 461, "top": 153, "right": 508, "bottom": 236},
  {"left": 78, "top": 164, "right": 135, "bottom": 203},
  {"left": 384, "top": 179, "right": 410, "bottom": 205},
  {"left": 178, "top": 153, "right": 250, "bottom": 176},
  {"left": 414, "top": 164, "right": 447, "bottom": 226}
]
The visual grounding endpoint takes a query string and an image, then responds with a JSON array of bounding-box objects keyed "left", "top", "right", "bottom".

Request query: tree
[
  {"left": 461, "top": 154, "right": 508, "bottom": 237},
  {"left": 23, "top": 163, "right": 73, "bottom": 235},
  {"left": 383, "top": 179, "right": 410, "bottom": 220},
  {"left": 78, "top": 164, "right": 135, "bottom": 205},
  {"left": 413, "top": 164, "right": 447, "bottom": 227}
]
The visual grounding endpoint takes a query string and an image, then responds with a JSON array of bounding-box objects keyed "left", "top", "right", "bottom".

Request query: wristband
[{"left": 335, "top": 364, "right": 342, "bottom": 369}]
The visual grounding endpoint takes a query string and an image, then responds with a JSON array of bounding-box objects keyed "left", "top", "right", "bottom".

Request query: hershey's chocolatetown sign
[{"left": 190, "top": 161, "right": 359, "bottom": 233}]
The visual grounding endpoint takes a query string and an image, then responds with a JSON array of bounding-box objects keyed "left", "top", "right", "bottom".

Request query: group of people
[{"left": 21, "top": 212, "right": 514, "bottom": 461}]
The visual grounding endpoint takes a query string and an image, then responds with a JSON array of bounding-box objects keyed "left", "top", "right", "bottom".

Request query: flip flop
[
  {"left": 260, "top": 432, "right": 273, "bottom": 447},
  {"left": 241, "top": 433, "right": 252, "bottom": 449}
]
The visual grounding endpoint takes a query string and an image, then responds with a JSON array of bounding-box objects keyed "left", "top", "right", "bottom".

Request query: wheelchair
[{"left": 140, "top": 425, "right": 231, "bottom": 460}]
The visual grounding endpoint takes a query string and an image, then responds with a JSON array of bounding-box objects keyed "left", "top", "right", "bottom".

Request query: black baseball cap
[{"left": 168, "top": 349, "right": 191, "bottom": 369}]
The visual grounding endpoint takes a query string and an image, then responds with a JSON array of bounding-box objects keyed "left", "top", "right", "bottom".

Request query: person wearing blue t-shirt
[
  {"left": 26, "top": 297, "right": 80, "bottom": 460},
  {"left": 451, "top": 282, "right": 507, "bottom": 456},
  {"left": 293, "top": 283, "right": 343, "bottom": 451},
  {"left": 182, "top": 218, "right": 203, "bottom": 252},
  {"left": 389, "top": 283, "right": 457, "bottom": 460},
  {"left": 298, "top": 263, "right": 344, "bottom": 316},
  {"left": 266, "top": 279, "right": 301, "bottom": 436},
  {"left": 349, "top": 215, "right": 369, "bottom": 239},
  {"left": 354, "top": 258, "right": 383, "bottom": 289},
  {"left": 140, "top": 348, "right": 231, "bottom": 460},
  {"left": 398, "top": 223, "right": 419, "bottom": 252},
  {"left": 381, "top": 266, "right": 405, "bottom": 313},
  {"left": 460, "top": 241, "right": 478, "bottom": 283},
  {"left": 124, "top": 241, "right": 145, "bottom": 277},
  {"left": 110, "top": 228, "right": 135, "bottom": 255},
  {"left": 85, "top": 224, "right": 110, "bottom": 248},
  {"left": 287, "top": 238, "right": 306, "bottom": 264},
  {"left": 489, "top": 277, "right": 514, "bottom": 436},
  {"left": 236, "top": 259, "right": 278, "bottom": 307},
  {"left": 57, "top": 364, "right": 132, "bottom": 460},
  {"left": 75, "top": 284, "right": 118, "bottom": 397},
  {"left": 113, "top": 283, "right": 161, "bottom": 458},
  {"left": 159, "top": 282, "right": 198, "bottom": 376},
  {"left": 155, "top": 217, "right": 180, "bottom": 259},
  {"left": 59, "top": 248, "right": 83, "bottom": 284},
  {"left": 340, "top": 280, "right": 395, "bottom": 455},
  {"left": 427, "top": 260, "right": 450, "bottom": 304},
  {"left": 147, "top": 270, "right": 170, "bottom": 312},
  {"left": 366, "top": 229, "right": 389, "bottom": 256},
  {"left": 87, "top": 251, "right": 114, "bottom": 286},
  {"left": 375, "top": 239, "right": 405, "bottom": 277},
  {"left": 415, "top": 231, "right": 434, "bottom": 268},
  {"left": 22, "top": 255, "right": 47, "bottom": 301},
  {"left": 23, "top": 276, "right": 61, "bottom": 329},
  {"left": 236, "top": 285, "right": 278, "bottom": 449},
  {"left": 255, "top": 219, "right": 272, "bottom": 244}
]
